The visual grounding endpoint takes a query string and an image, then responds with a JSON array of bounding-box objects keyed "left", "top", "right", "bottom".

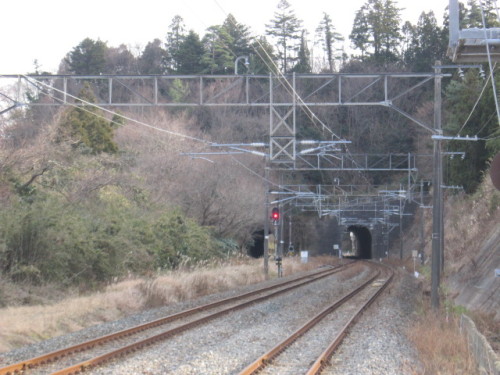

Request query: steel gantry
[{"left": 0, "top": 69, "right": 446, "bottom": 305}]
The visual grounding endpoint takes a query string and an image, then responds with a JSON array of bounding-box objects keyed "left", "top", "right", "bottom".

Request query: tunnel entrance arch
[
  {"left": 347, "top": 225, "right": 372, "bottom": 259},
  {"left": 248, "top": 229, "right": 265, "bottom": 258}
]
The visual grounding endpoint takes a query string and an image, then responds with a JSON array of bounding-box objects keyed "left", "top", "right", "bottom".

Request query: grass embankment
[
  {"left": 407, "top": 304, "right": 479, "bottom": 374},
  {"left": 400, "top": 172, "right": 500, "bottom": 374},
  {"left": 0, "top": 256, "right": 333, "bottom": 352}
]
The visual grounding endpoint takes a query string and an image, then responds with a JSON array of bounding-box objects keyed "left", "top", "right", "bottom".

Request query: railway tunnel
[{"left": 347, "top": 225, "right": 373, "bottom": 259}]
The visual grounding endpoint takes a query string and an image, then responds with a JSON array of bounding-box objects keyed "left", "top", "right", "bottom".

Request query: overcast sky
[{"left": 0, "top": 0, "right": 449, "bottom": 74}]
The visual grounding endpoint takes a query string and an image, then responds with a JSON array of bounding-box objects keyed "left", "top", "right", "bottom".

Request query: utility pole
[
  {"left": 277, "top": 175, "right": 284, "bottom": 277},
  {"left": 263, "top": 160, "right": 270, "bottom": 280},
  {"left": 420, "top": 180, "right": 425, "bottom": 265},
  {"left": 399, "top": 190, "right": 403, "bottom": 260},
  {"left": 431, "top": 61, "right": 443, "bottom": 309}
]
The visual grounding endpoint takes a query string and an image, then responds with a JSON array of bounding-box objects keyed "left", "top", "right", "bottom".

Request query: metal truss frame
[{"left": 1, "top": 72, "right": 441, "bottom": 168}]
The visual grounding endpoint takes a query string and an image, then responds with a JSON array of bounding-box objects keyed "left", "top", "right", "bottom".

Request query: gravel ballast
[{"left": 0, "top": 262, "right": 422, "bottom": 374}]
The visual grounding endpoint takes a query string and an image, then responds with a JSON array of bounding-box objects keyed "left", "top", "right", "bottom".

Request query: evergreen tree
[
  {"left": 315, "top": 12, "right": 344, "bottom": 72},
  {"left": 444, "top": 71, "right": 499, "bottom": 192},
  {"left": 461, "top": 0, "right": 500, "bottom": 29},
  {"left": 266, "top": 0, "right": 303, "bottom": 73},
  {"left": 222, "top": 14, "right": 253, "bottom": 58},
  {"left": 59, "top": 85, "right": 118, "bottom": 154},
  {"left": 138, "top": 39, "right": 168, "bottom": 74},
  {"left": 202, "top": 25, "right": 234, "bottom": 74},
  {"left": 350, "top": 5, "right": 371, "bottom": 59},
  {"left": 175, "top": 30, "right": 206, "bottom": 74},
  {"left": 166, "top": 15, "right": 187, "bottom": 72},
  {"left": 66, "top": 38, "right": 108, "bottom": 75},
  {"left": 403, "top": 11, "right": 446, "bottom": 71},
  {"left": 349, "top": 0, "right": 402, "bottom": 62},
  {"left": 292, "top": 30, "right": 311, "bottom": 73},
  {"left": 250, "top": 36, "right": 277, "bottom": 74},
  {"left": 401, "top": 20, "right": 417, "bottom": 65}
]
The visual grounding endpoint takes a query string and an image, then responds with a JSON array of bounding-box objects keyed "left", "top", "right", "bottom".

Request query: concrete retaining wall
[{"left": 460, "top": 314, "right": 500, "bottom": 375}]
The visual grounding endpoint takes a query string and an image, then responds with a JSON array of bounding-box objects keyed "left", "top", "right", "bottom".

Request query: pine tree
[
  {"left": 175, "top": 30, "right": 206, "bottom": 74},
  {"left": 222, "top": 14, "right": 252, "bottom": 58},
  {"left": 202, "top": 25, "right": 234, "bottom": 74},
  {"left": 292, "top": 30, "right": 311, "bottom": 73},
  {"left": 349, "top": 0, "right": 402, "bottom": 62},
  {"left": 402, "top": 11, "right": 446, "bottom": 72},
  {"left": 266, "top": 0, "right": 303, "bottom": 73},
  {"left": 138, "top": 39, "right": 168, "bottom": 74},
  {"left": 315, "top": 12, "right": 344, "bottom": 72},
  {"left": 66, "top": 38, "right": 108, "bottom": 75},
  {"left": 444, "top": 71, "right": 499, "bottom": 192},
  {"left": 350, "top": 5, "right": 371, "bottom": 59},
  {"left": 166, "top": 15, "right": 187, "bottom": 72},
  {"left": 250, "top": 36, "right": 277, "bottom": 74}
]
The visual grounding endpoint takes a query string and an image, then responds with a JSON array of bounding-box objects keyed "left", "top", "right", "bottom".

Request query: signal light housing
[{"left": 271, "top": 207, "right": 280, "bottom": 222}]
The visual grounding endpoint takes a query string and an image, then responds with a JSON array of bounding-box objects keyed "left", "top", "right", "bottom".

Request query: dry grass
[
  {"left": 469, "top": 310, "right": 500, "bottom": 354},
  {"left": 0, "top": 256, "right": 334, "bottom": 353},
  {"left": 407, "top": 303, "right": 479, "bottom": 375}
]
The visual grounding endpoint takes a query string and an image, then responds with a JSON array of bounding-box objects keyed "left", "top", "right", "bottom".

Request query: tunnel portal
[
  {"left": 248, "top": 229, "right": 265, "bottom": 258},
  {"left": 347, "top": 225, "right": 372, "bottom": 259}
]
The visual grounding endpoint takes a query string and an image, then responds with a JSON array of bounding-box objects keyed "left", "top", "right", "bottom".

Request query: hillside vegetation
[{"left": 0, "top": 0, "right": 499, "bottom": 299}]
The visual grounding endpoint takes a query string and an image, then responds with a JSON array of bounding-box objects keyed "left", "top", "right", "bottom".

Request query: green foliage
[
  {"left": 168, "top": 78, "right": 190, "bottom": 103},
  {"left": 138, "top": 39, "right": 168, "bottom": 74},
  {"left": 165, "top": 16, "right": 187, "bottom": 72},
  {"left": 444, "top": 71, "right": 498, "bottom": 193},
  {"left": 175, "top": 31, "right": 206, "bottom": 74},
  {"left": 349, "top": 0, "right": 402, "bottom": 62},
  {"left": 66, "top": 38, "right": 108, "bottom": 75},
  {"left": 316, "top": 12, "right": 344, "bottom": 72},
  {"left": 403, "top": 11, "right": 448, "bottom": 72},
  {"left": 202, "top": 26, "right": 234, "bottom": 74},
  {"left": 58, "top": 85, "right": 118, "bottom": 154},
  {"left": 0, "top": 181, "right": 227, "bottom": 286},
  {"left": 489, "top": 190, "right": 500, "bottom": 215},
  {"left": 266, "top": 0, "right": 303, "bottom": 73},
  {"left": 250, "top": 37, "right": 277, "bottom": 74},
  {"left": 152, "top": 210, "right": 218, "bottom": 269},
  {"left": 292, "top": 31, "right": 311, "bottom": 73}
]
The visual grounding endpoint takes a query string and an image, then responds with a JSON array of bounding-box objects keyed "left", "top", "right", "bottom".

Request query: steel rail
[
  {"left": 49, "top": 264, "right": 351, "bottom": 375},
  {"left": 0, "top": 262, "right": 352, "bottom": 375},
  {"left": 306, "top": 265, "right": 394, "bottom": 375},
  {"left": 238, "top": 266, "right": 381, "bottom": 375}
]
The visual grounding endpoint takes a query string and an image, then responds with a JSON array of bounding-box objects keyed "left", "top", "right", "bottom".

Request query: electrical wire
[
  {"left": 480, "top": 1, "right": 500, "bottom": 128},
  {"left": 210, "top": 0, "right": 343, "bottom": 141},
  {"left": 207, "top": 0, "right": 371, "bottom": 186},
  {"left": 455, "top": 68, "right": 492, "bottom": 137},
  {"left": 22, "top": 75, "right": 213, "bottom": 146}
]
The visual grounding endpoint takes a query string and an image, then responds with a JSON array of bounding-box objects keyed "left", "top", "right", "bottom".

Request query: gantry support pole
[
  {"left": 431, "top": 62, "right": 443, "bottom": 309},
  {"left": 263, "top": 159, "right": 270, "bottom": 280}
]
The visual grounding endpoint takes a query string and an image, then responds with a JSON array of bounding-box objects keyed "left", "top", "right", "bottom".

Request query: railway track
[
  {"left": 0, "top": 261, "right": 354, "bottom": 375},
  {"left": 239, "top": 262, "right": 394, "bottom": 375}
]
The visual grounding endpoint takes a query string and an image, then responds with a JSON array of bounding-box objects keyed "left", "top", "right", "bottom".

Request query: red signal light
[{"left": 271, "top": 207, "right": 280, "bottom": 221}]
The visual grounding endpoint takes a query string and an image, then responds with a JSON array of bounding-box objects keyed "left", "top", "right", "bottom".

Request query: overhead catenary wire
[
  {"left": 21, "top": 74, "right": 303, "bottom": 196},
  {"left": 207, "top": 0, "right": 372, "bottom": 185},
  {"left": 210, "top": 0, "right": 343, "bottom": 141},
  {"left": 480, "top": 1, "right": 500, "bottom": 128},
  {"left": 455, "top": 67, "right": 493, "bottom": 137},
  {"left": 22, "top": 75, "right": 213, "bottom": 146}
]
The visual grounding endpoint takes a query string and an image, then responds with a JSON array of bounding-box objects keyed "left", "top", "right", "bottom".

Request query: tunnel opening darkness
[
  {"left": 347, "top": 225, "right": 372, "bottom": 259},
  {"left": 248, "top": 230, "right": 265, "bottom": 258}
]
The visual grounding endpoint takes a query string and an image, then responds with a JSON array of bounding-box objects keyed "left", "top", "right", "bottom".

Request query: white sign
[
  {"left": 300, "top": 251, "right": 309, "bottom": 263},
  {"left": 412, "top": 250, "right": 418, "bottom": 258}
]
